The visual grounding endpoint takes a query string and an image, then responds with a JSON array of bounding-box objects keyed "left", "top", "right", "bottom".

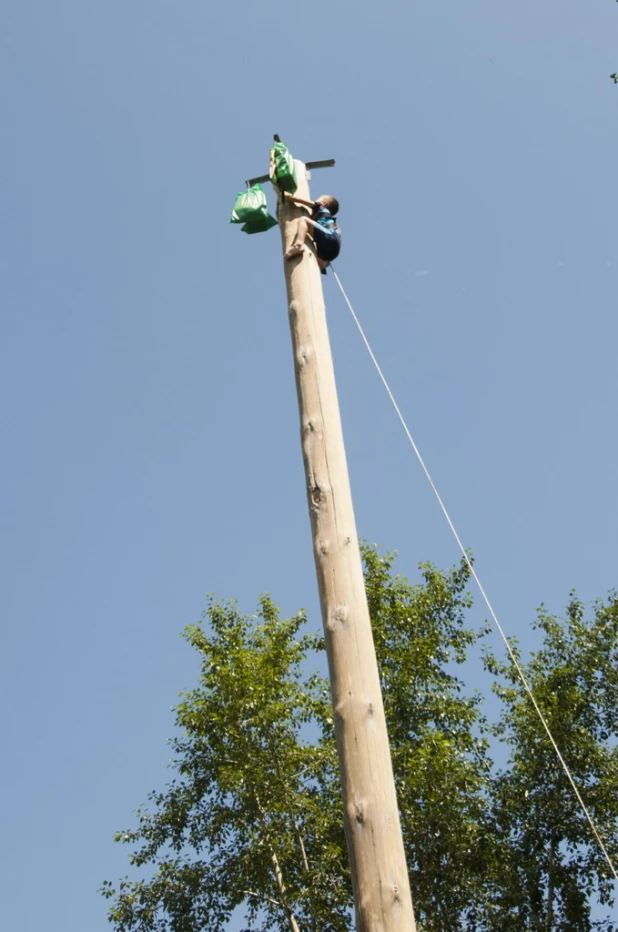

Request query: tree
[
  {"left": 482, "top": 594, "right": 618, "bottom": 931},
  {"left": 361, "top": 547, "right": 493, "bottom": 930},
  {"left": 102, "top": 595, "right": 349, "bottom": 932},
  {"left": 102, "top": 549, "right": 618, "bottom": 931}
]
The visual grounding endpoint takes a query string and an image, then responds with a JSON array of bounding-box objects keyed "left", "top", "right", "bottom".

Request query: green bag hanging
[
  {"left": 269, "top": 141, "right": 298, "bottom": 194},
  {"left": 230, "top": 183, "right": 277, "bottom": 226},
  {"left": 230, "top": 184, "right": 278, "bottom": 234},
  {"left": 240, "top": 212, "right": 278, "bottom": 234}
]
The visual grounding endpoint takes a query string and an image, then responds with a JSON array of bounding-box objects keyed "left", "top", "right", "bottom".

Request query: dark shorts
[{"left": 313, "top": 225, "right": 341, "bottom": 262}]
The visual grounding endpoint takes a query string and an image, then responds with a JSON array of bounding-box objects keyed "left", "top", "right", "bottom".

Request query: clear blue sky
[{"left": 1, "top": 2, "right": 617, "bottom": 929}]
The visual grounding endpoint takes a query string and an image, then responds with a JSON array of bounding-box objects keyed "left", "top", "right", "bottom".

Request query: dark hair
[{"left": 318, "top": 195, "right": 339, "bottom": 216}]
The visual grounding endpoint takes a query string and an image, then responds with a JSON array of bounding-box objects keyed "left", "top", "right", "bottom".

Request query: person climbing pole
[{"left": 283, "top": 192, "right": 341, "bottom": 274}]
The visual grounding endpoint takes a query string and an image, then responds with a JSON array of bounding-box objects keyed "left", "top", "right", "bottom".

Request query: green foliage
[
  {"left": 102, "top": 595, "right": 348, "bottom": 932},
  {"left": 102, "top": 552, "right": 618, "bottom": 932},
  {"left": 483, "top": 595, "right": 618, "bottom": 931},
  {"left": 362, "top": 547, "right": 493, "bottom": 930}
]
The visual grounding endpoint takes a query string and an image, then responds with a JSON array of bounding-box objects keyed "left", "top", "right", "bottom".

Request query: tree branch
[
  {"left": 242, "top": 889, "right": 282, "bottom": 909},
  {"left": 254, "top": 793, "right": 302, "bottom": 932},
  {"left": 293, "top": 820, "right": 310, "bottom": 874}
]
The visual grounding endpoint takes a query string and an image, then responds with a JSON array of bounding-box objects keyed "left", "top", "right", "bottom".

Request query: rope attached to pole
[{"left": 331, "top": 267, "right": 618, "bottom": 885}]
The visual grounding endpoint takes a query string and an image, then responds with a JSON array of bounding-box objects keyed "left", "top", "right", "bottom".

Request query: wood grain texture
[{"left": 277, "top": 162, "right": 416, "bottom": 932}]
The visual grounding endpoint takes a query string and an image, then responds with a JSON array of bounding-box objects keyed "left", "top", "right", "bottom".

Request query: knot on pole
[
  {"left": 296, "top": 345, "right": 314, "bottom": 369},
  {"left": 354, "top": 802, "right": 366, "bottom": 825},
  {"left": 310, "top": 484, "right": 326, "bottom": 511},
  {"left": 333, "top": 604, "right": 349, "bottom": 625}
]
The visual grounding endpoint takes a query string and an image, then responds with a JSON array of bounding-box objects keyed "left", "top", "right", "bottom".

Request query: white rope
[{"left": 331, "top": 268, "right": 618, "bottom": 884}]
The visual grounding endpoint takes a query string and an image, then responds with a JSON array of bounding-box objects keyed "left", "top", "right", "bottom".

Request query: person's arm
[{"left": 283, "top": 191, "right": 316, "bottom": 209}]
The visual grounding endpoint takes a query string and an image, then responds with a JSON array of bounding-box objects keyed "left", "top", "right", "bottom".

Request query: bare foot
[{"left": 284, "top": 243, "right": 304, "bottom": 260}]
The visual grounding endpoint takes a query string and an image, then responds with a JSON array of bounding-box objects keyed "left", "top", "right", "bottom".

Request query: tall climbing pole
[{"left": 274, "top": 153, "right": 416, "bottom": 932}]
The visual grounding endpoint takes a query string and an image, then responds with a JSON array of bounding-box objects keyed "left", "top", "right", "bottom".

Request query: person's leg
[
  {"left": 312, "top": 225, "right": 340, "bottom": 266},
  {"left": 284, "top": 217, "right": 317, "bottom": 260}
]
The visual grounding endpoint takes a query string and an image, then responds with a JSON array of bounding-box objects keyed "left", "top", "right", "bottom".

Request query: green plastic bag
[
  {"left": 269, "top": 141, "right": 298, "bottom": 194},
  {"left": 230, "top": 184, "right": 277, "bottom": 230},
  {"left": 240, "top": 212, "right": 278, "bottom": 234}
]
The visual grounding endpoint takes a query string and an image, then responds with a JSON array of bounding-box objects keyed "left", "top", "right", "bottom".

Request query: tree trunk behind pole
[{"left": 277, "top": 162, "right": 417, "bottom": 932}]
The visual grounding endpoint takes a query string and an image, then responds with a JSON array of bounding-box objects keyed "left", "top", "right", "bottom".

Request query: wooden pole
[{"left": 277, "top": 161, "right": 417, "bottom": 932}]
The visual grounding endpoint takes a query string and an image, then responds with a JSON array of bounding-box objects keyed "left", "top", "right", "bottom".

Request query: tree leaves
[
  {"left": 102, "top": 553, "right": 618, "bottom": 931},
  {"left": 483, "top": 594, "right": 618, "bottom": 931},
  {"left": 103, "top": 595, "right": 348, "bottom": 932}
]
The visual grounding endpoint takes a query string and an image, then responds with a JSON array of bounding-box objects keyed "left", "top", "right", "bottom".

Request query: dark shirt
[{"left": 312, "top": 202, "right": 339, "bottom": 235}]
